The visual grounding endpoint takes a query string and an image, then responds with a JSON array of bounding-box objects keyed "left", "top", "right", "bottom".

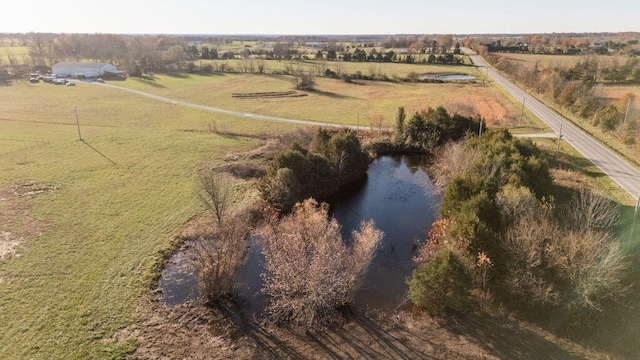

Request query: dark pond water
[
  {"left": 159, "top": 155, "right": 440, "bottom": 313},
  {"left": 331, "top": 155, "right": 439, "bottom": 310}
]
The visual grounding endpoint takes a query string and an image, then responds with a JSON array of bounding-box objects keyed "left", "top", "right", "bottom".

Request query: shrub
[
  {"left": 260, "top": 129, "right": 369, "bottom": 211},
  {"left": 408, "top": 248, "right": 473, "bottom": 315},
  {"left": 259, "top": 199, "right": 383, "bottom": 328},
  {"left": 190, "top": 216, "right": 249, "bottom": 303},
  {"left": 259, "top": 144, "right": 335, "bottom": 211}
]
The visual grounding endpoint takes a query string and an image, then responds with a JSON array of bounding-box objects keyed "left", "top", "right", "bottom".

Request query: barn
[{"left": 51, "top": 62, "right": 123, "bottom": 79}]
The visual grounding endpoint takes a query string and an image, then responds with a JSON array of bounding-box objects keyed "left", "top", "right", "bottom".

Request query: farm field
[
  {"left": 0, "top": 80, "right": 298, "bottom": 358},
  {"left": 116, "top": 71, "right": 533, "bottom": 129},
  {"left": 1, "top": 70, "right": 632, "bottom": 358},
  {"left": 198, "top": 57, "right": 475, "bottom": 76},
  {"left": 490, "top": 52, "right": 626, "bottom": 69}
]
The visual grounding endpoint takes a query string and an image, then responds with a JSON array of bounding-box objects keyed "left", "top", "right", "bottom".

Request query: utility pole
[
  {"left": 357, "top": 113, "right": 359, "bottom": 133},
  {"left": 479, "top": 117, "right": 483, "bottom": 136},
  {"left": 520, "top": 97, "right": 526, "bottom": 124},
  {"left": 556, "top": 124, "right": 563, "bottom": 159},
  {"left": 75, "top": 106, "right": 82, "bottom": 141}
]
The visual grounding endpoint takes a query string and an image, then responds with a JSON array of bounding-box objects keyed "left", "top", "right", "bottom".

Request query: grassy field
[
  {"left": 196, "top": 58, "right": 475, "bottom": 78},
  {"left": 0, "top": 81, "right": 299, "bottom": 358},
  {"left": 490, "top": 52, "right": 625, "bottom": 70},
  {"left": 116, "top": 71, "right": 533, "bottom": 129}
]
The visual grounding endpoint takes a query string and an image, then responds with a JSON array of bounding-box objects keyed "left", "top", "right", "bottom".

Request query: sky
[{"left": 2, "top": 0, "right": 639, "bottom": 35}]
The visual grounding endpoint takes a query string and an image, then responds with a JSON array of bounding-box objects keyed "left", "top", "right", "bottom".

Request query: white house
[{"left": 51, "top": 62, "right": 123, "bottom": 79}]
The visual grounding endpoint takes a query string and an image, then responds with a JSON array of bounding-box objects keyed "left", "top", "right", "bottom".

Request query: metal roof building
[{"left": 51, "top": 62, "right": 122, "bottom": 78}]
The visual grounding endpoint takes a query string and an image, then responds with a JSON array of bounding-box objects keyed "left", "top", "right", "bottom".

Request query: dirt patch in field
[{"left": 0, "top": 180, "right": 55, "bottom": 262}]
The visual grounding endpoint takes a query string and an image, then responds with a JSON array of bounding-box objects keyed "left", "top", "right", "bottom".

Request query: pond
[
  {"left": 331, "top": 155, "right": 439, "bottom": 310},
  {"left": 159, "top": 155, "right": 440, "bottom": 313}
]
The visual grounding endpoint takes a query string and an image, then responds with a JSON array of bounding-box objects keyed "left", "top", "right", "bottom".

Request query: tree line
[{"left": 1, "top": 33, "right": 465, "bottom": 79}]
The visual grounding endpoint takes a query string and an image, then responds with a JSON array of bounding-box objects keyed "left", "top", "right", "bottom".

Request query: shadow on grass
[
  {"left": 245, "top": 310, "right": 436, "bottom": 360},
  {"left": 81, "top": 140, "right": 117, "bottom": 166},
  {"left": 442, "top": 311, "right": 584, "bottom": 360},
  {"left": 166, "top": 72, "right": 191, "bottom": 79},
  {"left": 132, "top": 77, "right": 166, "bottom": 88},
  {"left": 0, "top": 74, "right": 13, "bottom": 86},
  {"left": 242, "top": 308, "right": 591, "bottom": 359},
  {"left": 307, "top": 89, "right": 353, "bottom": 99},
  {"left": 554, "top": 152, "right": 610, "bottom": 179}
]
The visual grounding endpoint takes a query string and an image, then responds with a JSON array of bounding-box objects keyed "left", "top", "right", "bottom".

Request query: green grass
[
  {"left": 116, "top": 71, "right": 528, "bottom": 128},
  {"left": 0, "top": 80, "right": 296, "bottom": 358}
]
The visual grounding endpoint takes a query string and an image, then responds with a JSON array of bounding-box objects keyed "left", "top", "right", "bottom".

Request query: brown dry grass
[{"left": 129, "top": 296, "right": 608, "bottom": 359}]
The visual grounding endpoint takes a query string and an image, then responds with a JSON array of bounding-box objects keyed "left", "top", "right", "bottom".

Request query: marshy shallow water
[{"left": 159, "top": 155, "right": 440, "bottom": 314}]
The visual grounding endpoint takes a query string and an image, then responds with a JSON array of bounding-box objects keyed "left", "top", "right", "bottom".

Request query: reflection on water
[
  {"left": 158, "top": 247, "right": 200, "bottom": 306},
  {"left": 159, "top": 155, "right": 439, "bottom": 313},
  {"left": 331, "top": 155, "right": 439, "bottom": 310}
]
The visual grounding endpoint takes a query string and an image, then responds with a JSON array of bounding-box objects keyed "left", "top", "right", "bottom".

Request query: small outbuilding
[{"left": 51, "top": 62, "right": 123, "bottom": 79}]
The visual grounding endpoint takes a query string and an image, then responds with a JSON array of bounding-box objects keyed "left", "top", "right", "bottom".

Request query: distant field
[
  {"left": 117, "top": 71, "right": 532, "bottom": 128},
  {"left": 197, "top": 58, "right": 475, "bottom": 77},
  {"left": 491, "top": 52, "right": 625, "bottom": 70}
]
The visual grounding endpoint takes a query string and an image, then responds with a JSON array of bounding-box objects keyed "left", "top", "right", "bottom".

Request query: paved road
[
  {"left": 92, "top": 82, "right": 359, "bottom": 130},
  {"left": 465, "top": 49, "right": 640, "bottom": 202}
]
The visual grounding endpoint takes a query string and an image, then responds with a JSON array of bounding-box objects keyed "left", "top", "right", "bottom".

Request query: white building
[{"left": 51, "top": 62, "right": 123, "bottom": 79}]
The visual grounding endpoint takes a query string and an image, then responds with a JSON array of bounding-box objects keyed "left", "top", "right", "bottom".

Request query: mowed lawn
[
  {"left": 0, "top": 81, "right": 298, "bottom": 358},
  {"left": 116, "top": 71, "right": 529, "bottom": 128}
]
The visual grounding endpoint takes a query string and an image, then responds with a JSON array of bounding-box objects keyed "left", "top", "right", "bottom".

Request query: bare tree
[
  {"left": 191, "top": 216, "right": 249, "bottom": 302},
  {"left": 257, "top": 55, "right": 267, "bottom": 74},
  {"left": 368, "top": 111, "right": 385, "bottom": 130},
  {"left": 498, "top": 186, "right": 629, "bottom": 312},
  {"left": 547, "top": 228, "right": 629, "bottom": 312},
  {"left": 429, "top": 141, "right": 482, "bottom": 193},
  {"left": 566, "top": 187, "right": 621, "bottom": 231},
  {"left": 500, "top": 199, "right": 561, "bottom": 306},
  {"left": 258, "top": 199, "right": 382, "bottom": 328},
  {"left": 199, "top": 170, "right": 234, "bottom": 225},
  {"left": 294, "top": 69, "right": 315, "bottom": 90}
]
